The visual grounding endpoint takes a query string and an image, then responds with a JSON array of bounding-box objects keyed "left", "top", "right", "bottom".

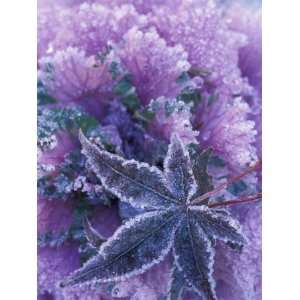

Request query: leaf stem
[
  {"left": 207, "top": 193, "right": 262, "bottom": 208},
  {"left": 191, "top": 160, "right": 261, "bottom": 205}
]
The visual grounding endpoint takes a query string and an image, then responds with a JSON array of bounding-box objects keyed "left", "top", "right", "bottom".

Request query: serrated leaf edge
[
  {"left": 79, "top": 130, "right": 180, "bottom": 209},
  {"left": 166, "top": 265, "right": 185, "bottom": 300},
  {"left": 189, "top": 206, "right": 247, "bottom": 246},
  {"left": 164, "top": 134, "right": 198, "bottom": 203},
  {"left": 62, "top": 210, "right": 182, "bottom": 287},
  {"left": 173, "top": 217, "right": 217, "bottom": 300}
]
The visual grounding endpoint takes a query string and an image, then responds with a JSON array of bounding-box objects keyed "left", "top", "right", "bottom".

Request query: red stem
[
  {"left": 208, "top": 193, "right": 262, "bottom": 208},
  {"left": 191, "top": 160, "right": 261, "bottom": 205}
]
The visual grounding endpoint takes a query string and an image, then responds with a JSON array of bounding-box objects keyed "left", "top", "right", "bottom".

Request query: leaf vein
[
  {"left": 89, "top": 147, "right": 180, "bottom": 205},
  {"left": 70, "top": 211, "right": 179, "bottom": 282}
]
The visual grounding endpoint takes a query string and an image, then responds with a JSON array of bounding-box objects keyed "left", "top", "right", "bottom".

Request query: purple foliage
[
  {"left": 149, "top": 96, "right": 198, "bottom": 145},
  {"left": 195, "top": 97, "right": 257, "bottom": 171},
  {"left": 37, "top": 0, "right": 262, "bottom": 299},
  {"left": 117, "top": 27, "right": 190, "bottom": 104}
]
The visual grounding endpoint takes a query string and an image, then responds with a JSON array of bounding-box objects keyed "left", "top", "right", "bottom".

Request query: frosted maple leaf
[{"left": 61, "top": 131, "right": 261, "bottom": 299}]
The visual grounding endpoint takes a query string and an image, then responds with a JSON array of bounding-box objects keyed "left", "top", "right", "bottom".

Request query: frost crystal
[
  {"left": 38, "top": 47, "right": 115, "bottom": 117},
  {"left": 149, "top": 97, "right": 198, "bottom": 145},
  {"left": 56, "top": 3, "right": 147, "bottom": 56},
  {"left": 214, "top": 205, "right": 261, "bottom": 300},
  {"left": 226, "top": 3, "right": 262, "bottom": 95},
  {"left": 150, "top": 0, "right": 251, "bottom": 98},
  {"left": 196, "top": 97, "right": 257, "bottom": 169},
  {"left": 79, "top": 130, "right": 178, "bottom": 209},
  {"left": 117, "top": 27, "right": 190, "bottom": 104}
]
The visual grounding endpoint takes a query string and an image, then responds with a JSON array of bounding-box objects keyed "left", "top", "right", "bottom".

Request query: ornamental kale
[{"left": 38, "top": 0, "right": 262, "bottom": 299}]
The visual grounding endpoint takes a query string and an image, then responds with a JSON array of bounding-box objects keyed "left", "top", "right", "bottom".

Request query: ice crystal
[
  {"left": 38, "top": 48, "right": 115, "bottom": 118},
  {"left": 196, "top": 97, "right": 257, "bottom": 170},
  {"left": 150, "top": 0, "right": 252, "bottom": 98},
  {"left": 214, "top": 205, "right": 261, "bottom": 300},
  {"left": 103, "top": 0, "right": 184, "bottom": 14},
  {"left": 51, "top": 3, "right": 147, "bottom": 56},
  {"left": 149, "top": 97, "right": 198, "bottom": 145},
  {"left": 226, "top": 3, "right": 262, "bottom": 95},
  {"left": 226, "top": 3, "right": 262, "bottom": 160},
  {"left": 117, "top": 27, "right": 191, "bottom": 104}
]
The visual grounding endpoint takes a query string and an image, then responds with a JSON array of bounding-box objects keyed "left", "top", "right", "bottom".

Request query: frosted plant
[
  {"left": 214, "top": 205, "right": 261, "bottom": 300},
  {"left": 38, "top": 47, "right": 115, "bottom": 118},
  {"left": 225, "top": 3, "right": 262, "bottom": 159},
  {"left": 226, "top": 3, "right": 262, "bottom": 95},
  {"left": 150, "top": 0, "right": 252, "bottom": 99},
  {"left": 61, "top": 131, "right": 261, "bottom": 299},
  {"left": 38, "top": 2, "right": 62, "bottom": 58},
  {"left": 196, "top": 97, "right": 257, "bottom": 170},
  {"left": 38, "top": 1, "right": 147, "bottom": 57},
  {"left": 101, "top": 0, "right": 185, "bottom": 14},
  {"left": 37, "top": 1, "right": 262, "bottom": 299},
  {"left": 148, "top": 96, "right": 199, "bottom": 146},
  {"left": 117, "top": 27, "right": 191, "bottom": 104}
]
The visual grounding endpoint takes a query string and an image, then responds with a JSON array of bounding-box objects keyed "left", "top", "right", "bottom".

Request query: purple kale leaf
[{"left": 61, "top": 131, "right": 246, "bottom": 300}]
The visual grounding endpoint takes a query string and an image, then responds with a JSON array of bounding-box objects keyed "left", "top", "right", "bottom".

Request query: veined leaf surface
[
  {"left": 79, "top": 130, "right": 179, "bottom": 209},
  {"left": 61, "top": 210, "right": 181, "bottom": 287}
]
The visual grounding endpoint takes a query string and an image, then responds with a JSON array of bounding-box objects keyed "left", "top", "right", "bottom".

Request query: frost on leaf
[
  {"left": 190, "top": 206, "right": 246, "bottom": 248},
  {"left": 167, "top": 265, "right": 186, "bottom": 300},
  {"left": 164, "top": 134, "right": 197, "bottom": 203},
  {"left": 79, "top": 130, "right": 178, "bottom": 209},
  {"left": 61, "top": 131, "right": 249, "bottom": 299},
  {"left": 61, "top": 210, "right": 180, "bottom": 287},
  {"left": 83, "top": 217, "right": 106, "bottom": 249},
  {"left": 174, "top": 217, "right": 216, "bottom": 300}
]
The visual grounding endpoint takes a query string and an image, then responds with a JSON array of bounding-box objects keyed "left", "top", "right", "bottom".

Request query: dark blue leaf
[
  {"left": 79, "top": 130, "right": 179, "bottom": 209},
  {"left": 190, "top": 206, "right": 246, "bottom": 248},
  {"left": 190, "top": 148, "right": 213, "bottom": 202},
  {"left": 173, "top": 217, "right": 216, "bottom": 300},
  {"left": 167, "top": 265, "right": 186, "bottom": 300},
  {"left": 164, "top": 134, "right": 197, "bottom": 203},
  {"left": 61, "top": 210, "right": 181, "bottom": 287}
]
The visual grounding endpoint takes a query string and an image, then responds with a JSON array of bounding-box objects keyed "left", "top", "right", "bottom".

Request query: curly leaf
[
  {"left": 190, "top": 206, "right": 246, "bottom": 248},
  {"left": 61, "top": 210, "right": 180, "bottom": 287},
  {"left": 79, "top": 130, "right": 178, "bottom": 209},
  {"left": 164, "top": 134, "right": 197, "bottom": 203},
  {"left": 174, "top": 217, "right": 216, "bottom": 300}
]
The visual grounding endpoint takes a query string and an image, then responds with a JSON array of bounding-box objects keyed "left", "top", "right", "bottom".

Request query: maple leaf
[{"left": 61, "top": 131, "right": 259, "bottom": 300}]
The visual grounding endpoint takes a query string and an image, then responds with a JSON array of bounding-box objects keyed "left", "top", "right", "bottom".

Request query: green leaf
[
  {"left": 122, "top": 94, "right": 141, "bottom": 111},
  {"left": 189, "top": 148, "right": 213, "bottom": 201},
  {"left": 177, "top": 87, "right": 202, "bottom": 107},
  {"left": 113, "top": 75, "right": 133, "bottom": 96}
]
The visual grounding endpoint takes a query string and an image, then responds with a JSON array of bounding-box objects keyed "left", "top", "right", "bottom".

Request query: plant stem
[
  {"left": 191, "top": 160, "right": 261, "bottom": 205},
  {"left": 208, "top": 193, "right": 262, "bottom": 208}
]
